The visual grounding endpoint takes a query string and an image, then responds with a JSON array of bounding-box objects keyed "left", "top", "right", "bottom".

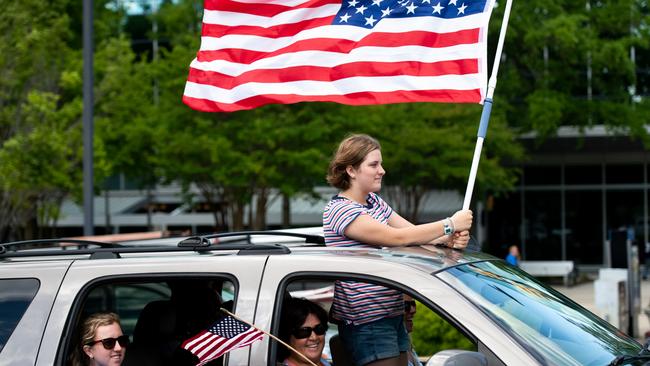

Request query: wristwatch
[{"left": 443, "top": 218, "right": 453, "bottom": 236}]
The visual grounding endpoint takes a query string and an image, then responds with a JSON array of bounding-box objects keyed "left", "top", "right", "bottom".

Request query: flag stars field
[
  {"left": 335, "top": 0, "right": 489, "bottom": 29},
  {"left": 365, "top": 15, "right": 378, "bottom": 26}
]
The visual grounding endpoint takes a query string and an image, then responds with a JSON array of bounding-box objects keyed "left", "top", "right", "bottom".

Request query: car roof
[
  {"left": 0, "top": 229, "right": 498, "bottom": 274},
  {"left": 285, "top": 244, "right": 498, "bottom": 273}
]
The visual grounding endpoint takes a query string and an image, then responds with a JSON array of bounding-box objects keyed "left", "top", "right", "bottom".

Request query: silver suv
[{"left": 1, "top": 231, "right": 647, "bottom": 366}]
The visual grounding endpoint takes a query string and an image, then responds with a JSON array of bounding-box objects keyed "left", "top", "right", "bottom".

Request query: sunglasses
[
  {"left": 404, "top": 300, "right": 416, "bottom": 311},
  {"left": 86, "top": 335, "right": 130, "bottom": 350},
  {"left": 292, "top": 323, "right": 328, "bottom": 339}
]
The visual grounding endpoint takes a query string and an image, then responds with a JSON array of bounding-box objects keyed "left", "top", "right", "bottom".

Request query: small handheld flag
[{"left": 181, "top": 315, "right": 264, "bottom": 365}]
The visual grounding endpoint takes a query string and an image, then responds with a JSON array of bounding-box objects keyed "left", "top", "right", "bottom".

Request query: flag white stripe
[
  {"left": 196, "top": 334, "right": 225, "bottom": 358},
  {"left": 199, "top": 16, "right": 485, "bottom": 53},
  {"left": 202, "top": 11, "right": 488, "bottom": 40},
  {"left": 190, "top": 44, "right": 481, "bottom": 75},
  {"left": 200, "top": 329, "right": 262, "bottom": 361},
  {"left": 184, "top": 332, "right": 213, "bottom": 350},
  {"left": 230, "top": 0, "right": 312, "bottom": 5},
  {"left": 203, "top": 4, "right": 339, "bottom": 27},
  {"left": 199, "top": 328, "right": 259, "bottom": 359},
  {"left": 184, "top": 73, "right": 483, "bottom": 103},
  {"left": 191, "top": 334, "right": 222, "bottom": 355}
]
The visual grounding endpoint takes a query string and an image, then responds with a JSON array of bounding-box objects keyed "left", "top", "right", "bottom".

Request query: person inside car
[
  {"left": 278, "top": 297, "right": 331, "bottom": 366},
  {"left": 323, "top": 134, "right": 473, "bottom": 366},
  {"left": 76, "top": 312, "right": 128, "bottom": 366},
  {"left": 403, "top": 295, "right": 422, "bottom": 366}
]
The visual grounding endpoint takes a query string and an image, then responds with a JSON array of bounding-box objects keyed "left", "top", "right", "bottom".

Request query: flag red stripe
[
  {"left": 182, "top": 330, "right": 211, "bottom": 349},
  {"left": 193, "top": 335, "right": 225, "bottom": 356},
  {"left": 197, "top": 29, "right": 479, "bottom": 64},
  {"left": 203, "top": 0, "right": 338, "bottom": 16},
  {"left": 184, "top": 0, "right": 495, "bottom": 111},
  {"left": 198, "top": 328, "right": 263, "bottom": 362},
  {"left": 183, "top": 88, "right": 482, "bottom": 112},
  {"left": 187, "top": 59, "right": 479, "bottom": 89},
  {"left": 202, "top": 16, "right": 334, "bottom": 38}
]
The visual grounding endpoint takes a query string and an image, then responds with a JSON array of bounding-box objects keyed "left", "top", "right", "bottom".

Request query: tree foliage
[
  {"left": 410, "top": 301, "right": 474, "bottom": 356},
  {"left": 496, "top": 0, "right": 650, "bottom": 142},
  {"left": 4, "top": 0, "right": 649, "bottom": 238}
]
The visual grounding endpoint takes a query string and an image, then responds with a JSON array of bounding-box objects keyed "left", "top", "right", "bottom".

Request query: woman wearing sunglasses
[
  {"left": 278, "top": 298, "right": 331, "bottom": 366},
  {"left": 77, "top": 312, "right": 129, "bottom": 366}
]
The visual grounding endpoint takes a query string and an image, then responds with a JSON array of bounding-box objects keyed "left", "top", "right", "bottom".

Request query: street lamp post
[{"left": 83, "top": 0, "right": 94, "bottom": 236}]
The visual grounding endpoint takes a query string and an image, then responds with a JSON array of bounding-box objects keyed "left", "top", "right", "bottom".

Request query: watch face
[{"left": 444, "top": 224, "right": 453, "bottom": 235}]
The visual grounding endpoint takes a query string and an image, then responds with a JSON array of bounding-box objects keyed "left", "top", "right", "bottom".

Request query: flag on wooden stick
[{"left": 181, "top": 315, "right": 264, "bottom": 365}]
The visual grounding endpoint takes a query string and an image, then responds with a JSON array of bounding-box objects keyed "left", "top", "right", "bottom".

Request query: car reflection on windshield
[{"left": 440, "top": 261, "right": 642, "bottom": 366}]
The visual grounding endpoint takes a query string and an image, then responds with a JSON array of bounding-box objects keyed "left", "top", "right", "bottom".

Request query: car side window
[
  {"left": 408, "top": 300, "right": 474, "bottom": 358},
  {"left": 273, "top": 277, "right": 474, "bottom": 366},
  {"left": 65, "top": 277, "right": 234, "bottom": 366},
  {"left": 0, "top": 278, "right": 40, "bottom": 353}
]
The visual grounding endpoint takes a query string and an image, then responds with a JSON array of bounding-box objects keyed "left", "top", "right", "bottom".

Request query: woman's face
[
  {"left": 349, "top": 149, "right": 385, "bottom": 193},
  {"left": 83, "top": 322, "right": 126, "bottom": 366},
  {"left": 289, "top": 313, "right": 326, "bottom": 363}
]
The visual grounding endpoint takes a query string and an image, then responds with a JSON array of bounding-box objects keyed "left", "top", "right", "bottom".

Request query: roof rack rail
[
  {"left": 183, "top": 231, "right": 325, "bottom": 246},
  {"left": 0, "top": 239, "right": 120, "bottom": 252},
  {"left": 0, "top": 230, "right": 322, "bottom": 260},
  {"left": 0, "top": 243, "right": 290, "bottom": 259}
]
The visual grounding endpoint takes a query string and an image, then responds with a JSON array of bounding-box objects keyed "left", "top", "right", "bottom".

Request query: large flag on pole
[{"left": 183, "top": 0, "right": 496, "bottom": 112}]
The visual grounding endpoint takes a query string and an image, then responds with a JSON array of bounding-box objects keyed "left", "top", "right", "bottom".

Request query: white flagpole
[{"left": 462, "top": 0, "right": 515, "bottom": 210}]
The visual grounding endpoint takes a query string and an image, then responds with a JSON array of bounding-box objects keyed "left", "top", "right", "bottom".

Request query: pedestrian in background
[{"left": 505, "top": 245, "right": 520, "bottom": 266}]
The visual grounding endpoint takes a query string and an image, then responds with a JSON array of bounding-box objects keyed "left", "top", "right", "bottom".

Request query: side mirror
[{"left": 425, "top": 350, "right": 487, "bottom": 366}]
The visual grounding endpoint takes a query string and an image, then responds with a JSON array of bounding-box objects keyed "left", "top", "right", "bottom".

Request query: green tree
[
  {"left": 0, "top": 0, "right": 77, "bottom": 239},
  {"left": 496, "top": 0, "right": 650, "bottom": 141},
  {"left": 410, "top": 301, "right": 474, "bottom": 356}
]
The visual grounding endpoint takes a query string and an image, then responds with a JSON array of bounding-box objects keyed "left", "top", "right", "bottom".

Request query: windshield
[{"left": 439, "top": 261, "right": 642, "bottom": 366}]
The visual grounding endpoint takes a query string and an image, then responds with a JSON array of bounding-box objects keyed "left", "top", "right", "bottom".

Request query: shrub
[{"left": 410, "top": 302, "right": 474, "bottom": 356}]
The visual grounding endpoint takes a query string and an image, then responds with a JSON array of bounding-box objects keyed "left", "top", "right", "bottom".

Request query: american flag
[
  {"left": 183, "top": 0, "right": 496, "bottom": 112},
  {"left": 181, "top": 315, "right": 264, "bottom": 365}
]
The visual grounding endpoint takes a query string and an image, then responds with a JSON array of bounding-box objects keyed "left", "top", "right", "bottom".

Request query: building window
[
  {"left": 606, "top": 164, "right": 644, "bottom": 184},
  {"left": 565, "top": 165, "right": 602, "bottom": 185},
  {"left": 524, "top": 166, "right": 561, "bottom": 185},
  {"left": 566, "top": 190, "right": 603, "bottom": 265},
  {"left": 524, "top": 191, "right": 562, "bottom": 260}
]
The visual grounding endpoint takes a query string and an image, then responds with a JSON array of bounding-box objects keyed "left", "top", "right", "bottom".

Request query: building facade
[{"left": 486, "top": 126, "right": 650, "bottom": 269}]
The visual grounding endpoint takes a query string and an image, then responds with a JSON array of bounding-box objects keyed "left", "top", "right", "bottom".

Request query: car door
[
  {"left": 0, "top": 261, "right": 71, "bottom": 366},
  {"left": 36, "top": 254, "right": 269, "bottom": 366},
  {"left": 252, "top": 253, "right": 537, "bottom": 366}
]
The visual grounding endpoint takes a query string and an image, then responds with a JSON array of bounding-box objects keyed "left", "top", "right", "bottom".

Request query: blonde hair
[
  {"left": 326, "top": 134, "right": 381, "bottom": 190},
  {"left": 73, "top": 312, "right": 121, "bottom": 366}
]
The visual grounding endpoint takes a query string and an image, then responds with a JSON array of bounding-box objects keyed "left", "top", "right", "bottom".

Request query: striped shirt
[{"left": 323, "top": 193, "right": 404, "bottom": 325}]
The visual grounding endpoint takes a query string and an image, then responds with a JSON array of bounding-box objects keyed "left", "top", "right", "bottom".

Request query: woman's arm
[
  {"left": 344, "top": 209, "right": 472, "bottom": 247},
  {"left": 387, "top": 212, "right": 469, "bottom": 247}
]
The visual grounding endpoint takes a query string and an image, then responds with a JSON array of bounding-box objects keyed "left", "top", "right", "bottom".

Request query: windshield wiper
[
  {"left": 609, "top": 340, "right": 650, "bottom": 366},
  {"left": 608, "top": 355, "right": 650, "bottom": 366}
]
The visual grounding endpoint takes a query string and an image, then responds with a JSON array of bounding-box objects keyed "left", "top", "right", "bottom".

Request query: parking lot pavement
[{"left": 552, "top": 279, "right": 650, "bottom": 342}]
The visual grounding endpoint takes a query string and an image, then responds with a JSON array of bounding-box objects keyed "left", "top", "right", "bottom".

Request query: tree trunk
[
  {"left": 254, "top": 188, "right": 268, "bottom": 230},
  {"left": 282, "top": 193, "right": 290, "bottom": 228},
  {"left": 231, "top": 201, "right": 245, "bottom": 231}
]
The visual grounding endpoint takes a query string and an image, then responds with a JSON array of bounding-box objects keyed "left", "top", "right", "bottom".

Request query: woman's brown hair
[{"left": 326, "top": 134, "right": 381, "bottom": 190}]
